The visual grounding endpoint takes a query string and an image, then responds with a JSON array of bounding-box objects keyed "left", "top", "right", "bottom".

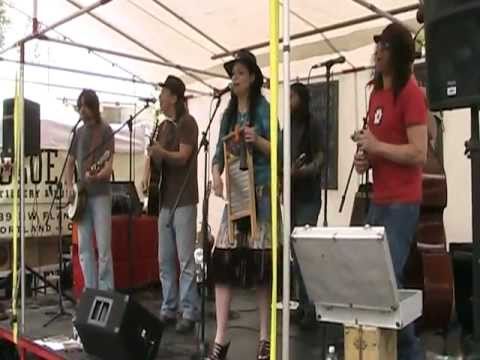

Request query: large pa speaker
[
  {"left": 74, "top": 288, "right": 163, "bottom": 360},
  {"left": 424, "top": 0, "right": 480, "bottom": 111},
  {"left": 2, "top": 98, "right": 41, "bottom": 157}
]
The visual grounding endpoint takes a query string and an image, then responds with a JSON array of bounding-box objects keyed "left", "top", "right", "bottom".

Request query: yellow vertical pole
[
  {"left": 269, "top": 0, "right": 280, "bottom": 359},
  {"left": 11, "top": 71, "right": 23, "bottom": 343}
]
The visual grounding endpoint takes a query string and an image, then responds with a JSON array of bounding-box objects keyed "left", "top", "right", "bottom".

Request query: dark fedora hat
[
  {"left": 224, "top": 49, "right": 264, "bottom": 86},
  {"left": 161, "top": 75, "right": 186, "bottom": 99}
]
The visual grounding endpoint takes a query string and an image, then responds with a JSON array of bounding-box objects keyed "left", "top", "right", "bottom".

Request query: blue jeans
[
  {"left": 292, "top": 196, "right": 321, "bottom": 227},
  {"left": 292, "top": 196, "right": 321, "bottom": 305},
  {"left": 158, "top": 205, "right": 199, "bottom": 321},
  {"left": 77, "top": 194, "right": 114, "bottom": 291},
  {"left": 366, "top": 203, "right": 425, "bottom": 360}
]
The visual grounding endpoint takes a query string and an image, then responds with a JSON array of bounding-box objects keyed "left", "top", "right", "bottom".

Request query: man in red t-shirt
[{"left": 354, "top": 23, "right": 427, "bottom": 360}]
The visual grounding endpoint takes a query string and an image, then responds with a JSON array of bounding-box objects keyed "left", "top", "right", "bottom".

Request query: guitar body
[
  {"left": 404, "top": 144, "right": 454, "bottom": 331},
  {"left": 146, "top": 161, "right": 161, "bottom": 216},
  {"left": 67, "top": 150, "right": 111, "bottom": 221},
  {"left": 146, "top": 119, "right": 175, "bottom": 216},
  {"left": 68, "top": 183, "right": 88, "bottom": 221}
]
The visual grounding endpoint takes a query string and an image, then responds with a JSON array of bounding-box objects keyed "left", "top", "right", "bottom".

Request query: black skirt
[{"left": 211, "top": 248, "right": 274, "bottom": 288}]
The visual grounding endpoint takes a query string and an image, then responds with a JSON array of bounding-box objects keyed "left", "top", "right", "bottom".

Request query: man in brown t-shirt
[{"left": 148, "top": 75, "right": 199, "bottom": 333}]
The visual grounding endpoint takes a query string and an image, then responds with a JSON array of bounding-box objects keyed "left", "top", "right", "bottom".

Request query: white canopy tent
[
  {"left": 1, "top": 1, "right": 474, "bottom": 358},
  {"left": 1, "top": 1, "right": 421, "bottom": 98}
]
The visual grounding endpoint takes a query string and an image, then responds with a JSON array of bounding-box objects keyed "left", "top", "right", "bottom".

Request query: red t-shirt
[{"left": 368, "top": 77, "right": 427, "bottom": 204}]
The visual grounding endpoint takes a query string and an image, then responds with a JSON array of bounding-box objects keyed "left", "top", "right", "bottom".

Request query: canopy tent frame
[
  {"left": 0, "top": 0, "right": 111, "bottom": 56},
  {"left": 65, "top": 0, "right": 219, "bottom": 91},
  {"left": 0, "top": 57, "right": 212, "bottom": 97},
  {"left": 39, "top": 37, "right": 228, "bottom": 84},
  {"left": 211, "top": 3, "right": 419, "bottom": 60},
  {"left": 151, "top": 0, "right": 229, "bottom": 53},
  {"left": 352, "top": 0, "right": 416, "bottom": 32}
]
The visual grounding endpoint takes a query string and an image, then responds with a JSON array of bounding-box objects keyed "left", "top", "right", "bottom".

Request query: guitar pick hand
[{"left": 148, "top": 143, "right": 165, "bottom": 159}]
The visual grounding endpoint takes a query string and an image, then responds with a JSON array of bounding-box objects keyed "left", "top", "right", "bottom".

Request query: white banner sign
[{"left": 0, "top": 149, "right": 73, "bottom": 239}]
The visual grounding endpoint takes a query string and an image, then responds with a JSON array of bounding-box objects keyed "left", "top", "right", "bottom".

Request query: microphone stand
[
  {"left": 465, "top": 106, "right": 480, "bottom": 357},
  {"left": 165, "top": 94, "right": 223, "bottom": 360},
  {"left": 338, "top": 117, "right": 369, "bottom": 214},
  {"left": 322, "top": 62, "right": 335, "bottom": 227},
  {"left": 43, "top": 118, "right": 81, "bottom": 327},
  {"left": 82, "top": 100, "right": 153, "bottom": 163}
]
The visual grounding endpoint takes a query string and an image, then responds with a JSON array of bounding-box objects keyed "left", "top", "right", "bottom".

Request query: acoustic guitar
[
  {"left": 145, "top": 118, "right": 161, "bottom": 216},
  {"left": 145, "top": 118, "right": 176, "bottom": 216},
  {"left": 67, "top": 150, "right": 111, "bottom": 221}
]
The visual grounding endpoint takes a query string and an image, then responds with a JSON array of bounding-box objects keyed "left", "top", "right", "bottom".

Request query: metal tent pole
[
  {"left": 351, "top": 0, "right": 416, "bottom": 32},
  {"left": 19, "top": 42, "right": 26, "bottom": 334},
  {"left": 32, "top": 0, "right": 38, "bottom": 34},
  {"left": 0, "top": 57, "right": 212, "bottom": 96},
  {"left": 151, "top": 0, "right": 229, "bottom": 52},
  {"left": 0, "top": 0, "right": 112, "bottom": 55},
  {"left": 66, "top": 0, "right": 216, "bottom": 90},
  {"left": 39, "top": 37, "right": 228, "bottom": 82},
  {"left": 281, "top": 0, "right": 292, "bottom": 358},
  {"left": 211, "top": 4, "right": 419, "bottom": 60}
]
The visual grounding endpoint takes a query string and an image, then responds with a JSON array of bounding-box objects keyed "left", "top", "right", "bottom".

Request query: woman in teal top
[{"left": 208, "top": 50, "right": 273, "bottom": 360}]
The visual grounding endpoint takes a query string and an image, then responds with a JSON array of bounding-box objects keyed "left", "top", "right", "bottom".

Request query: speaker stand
[{"left": 464, "top": 106, "right": 480, "bottom": 358}]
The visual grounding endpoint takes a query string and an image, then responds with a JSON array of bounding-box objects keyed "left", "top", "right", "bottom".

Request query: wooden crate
[{"left": 344, "top": 326, "right": 397, "bottom": 360}]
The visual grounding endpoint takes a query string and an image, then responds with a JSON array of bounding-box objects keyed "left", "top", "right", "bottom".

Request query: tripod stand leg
[{"left": 43, "top": 309, "right": 72, "bottom": 328}]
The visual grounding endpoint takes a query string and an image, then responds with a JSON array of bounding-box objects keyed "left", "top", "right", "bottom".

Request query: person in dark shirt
[
  {"left": 65, "top": 89, "right": 115, "bottom": 291},
  {"left": 289, "top": 82, "right": 324, "bottom": 326},
  {"left": 290, "top": 82, "right": 323, "bottom": 227},
  {"left": 148, "top": 75, "right": 200, "bottom": 334}
]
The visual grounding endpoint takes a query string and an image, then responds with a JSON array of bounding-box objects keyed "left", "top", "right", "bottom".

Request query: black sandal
[
  {"left": 207, "top": 341, "right": 230, "bottom": 360},
  {"left": 257, "top": 340, "right": 270, "bottom": 360}
]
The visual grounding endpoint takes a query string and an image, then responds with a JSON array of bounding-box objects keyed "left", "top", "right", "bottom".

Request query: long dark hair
[
  {"left": 291, "top": 82, "right": 311, "bottom": 124},
  {"left": 291, "top": 82, "right": 312, "bottom": 148},
  {"left": 373, "top": 39, "right": 414, "bottom": 99},
  {"left": 174, "top": 98, "right": 186, "bottom": 123},
  {"left": 77, "top": 89, "right": 101, "bottom": 122},
  {"left": 224, "top": 59, "right": 263, "bottom": 130}
]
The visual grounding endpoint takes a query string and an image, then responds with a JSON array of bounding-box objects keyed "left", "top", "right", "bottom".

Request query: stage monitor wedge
[
  {"left": 74, "top": 288, "right": 163, "bottom": 360},
  {"left": 424, "top": 0, "right": 480, "bottom": 111},
  {"left": 2, "top": 98, "right": 41, "bottom": 157}
]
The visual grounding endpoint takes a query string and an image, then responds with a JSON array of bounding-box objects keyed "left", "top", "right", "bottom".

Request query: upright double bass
[{"left": 404, "top": 130, "right": 454, "bottom": 331}]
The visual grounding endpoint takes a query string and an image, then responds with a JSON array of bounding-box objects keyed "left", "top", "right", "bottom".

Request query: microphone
[
  {"left": 213, "top": 83, "right": 232, "bottom": 98},
  {"left": 139, "top": 97, "right": 157, "bottom": 104},
  {"left": 312, "top": 56, "right": 346, "bottom": 69}
]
